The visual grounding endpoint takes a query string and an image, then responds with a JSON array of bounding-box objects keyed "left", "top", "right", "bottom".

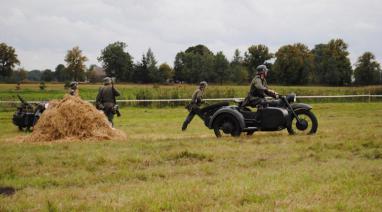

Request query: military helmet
[
  {"left": 256, "top": 64, "right": 268, "bottom": 73},
  {"left": 199, "top": 81, "right": 208, "bottom": 87},
  {"left": 103, "top": 77, "right": 112, "bottom": 85}
]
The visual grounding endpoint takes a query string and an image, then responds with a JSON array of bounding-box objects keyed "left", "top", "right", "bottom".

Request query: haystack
[{"left": 24, "top": 95, "right": 125, "bottom": 142}]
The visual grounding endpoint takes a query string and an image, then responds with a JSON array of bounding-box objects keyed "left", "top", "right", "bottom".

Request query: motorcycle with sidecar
[
  {"left": 12, "top": 95, "right": 48, "bottom": 131},
  {"left": 194, "top": 94, "right": 318, "bottom": 137}
]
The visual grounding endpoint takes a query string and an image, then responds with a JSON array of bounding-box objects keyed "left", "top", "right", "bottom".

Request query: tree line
[{"left": 0, "top": 39, "right": 381, "bottom": 85}]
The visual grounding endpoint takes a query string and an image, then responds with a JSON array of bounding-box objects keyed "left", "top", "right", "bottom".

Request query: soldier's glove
[
  {"left": 269, "top": 90, "right": 279, "bottom": 98},
  {"left": 113, "top": 105, "right": 121, "bottom": 117}
]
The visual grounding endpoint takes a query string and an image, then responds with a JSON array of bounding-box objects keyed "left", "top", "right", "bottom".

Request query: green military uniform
[
  {"left": 182, "top": 87, "right": 204, "bottom": 131},
  {"left": 191, "top": 88, "right": 204, "bottom": 106},
  {"left": 96, "top": 85, "right": 120, "bottom": 126},
  {"left": 242, "top": 75, "right": 278, "bottom": 107}
]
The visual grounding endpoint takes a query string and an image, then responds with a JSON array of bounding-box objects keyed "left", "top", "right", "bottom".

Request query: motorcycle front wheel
[{"left": 287, "top": 110, "right": 318, "bottom": 135}]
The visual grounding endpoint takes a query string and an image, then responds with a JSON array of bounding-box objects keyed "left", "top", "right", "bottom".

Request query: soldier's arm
[
  {"left": 265, "top": 90, "right": 277, "bottom": 98},
  {"left": 112, "top": 87, "right": 121, "bottom": 97},
  {"left": 96, "top": 87, "right": 102, "bottom": 109},
  {"left": 248, "top": 79, "right": 256, "bottom": 97},
  {"left": 191, "top": 90, "right": 198, "bottom": 103},
  {"left": 96, "top": 88, "right": 102, "bottom": 102},
  {"left": 196, "top": 90, "right": 203, "bottom": 103}
]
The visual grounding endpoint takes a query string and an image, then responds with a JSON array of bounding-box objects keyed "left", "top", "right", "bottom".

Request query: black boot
[{"left": 182, "top": 122, "right": 188, "bottom": 131}]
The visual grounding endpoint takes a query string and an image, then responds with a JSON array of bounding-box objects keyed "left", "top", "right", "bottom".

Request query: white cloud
[{"left": 0, "top": 0, "right": 381, "bottom": 70}]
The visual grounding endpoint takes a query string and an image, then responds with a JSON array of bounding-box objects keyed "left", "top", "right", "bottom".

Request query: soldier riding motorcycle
[
  {"left": 241, "top": 64, "right": 280, "bottom": 108},
  {"left": 182, "top": 65, "right": 318, "bottom": 137}
]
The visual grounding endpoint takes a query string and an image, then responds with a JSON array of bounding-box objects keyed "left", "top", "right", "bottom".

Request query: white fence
[{"left": 0, "top": 95, "right": 381, "bottom": 104}]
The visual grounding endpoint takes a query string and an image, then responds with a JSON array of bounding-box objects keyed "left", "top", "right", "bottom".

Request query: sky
[{"left": 1, "top": 0, "right": 381, "bottom": 71}]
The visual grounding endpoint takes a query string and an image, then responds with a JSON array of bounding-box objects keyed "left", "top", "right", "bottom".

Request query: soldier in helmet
[
  {"left": 241, "top": 65, "right": 279, "bottom": 107},
  {"left": 69, "top": 81, "right": 78, "bottom": 96},
  {"left": 96, "top": 77, "right": 121, "bottom": 127},
  {"left": 182, "top": 81, "right": 208, "bottom": 131}
]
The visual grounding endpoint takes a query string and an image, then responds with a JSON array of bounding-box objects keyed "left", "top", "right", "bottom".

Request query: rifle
[
  {"left": 17, "top": 95, "right": 32, "bottom": 107},
  {"left": 111, "top": 77, "right": 121, "bottom": 117}
]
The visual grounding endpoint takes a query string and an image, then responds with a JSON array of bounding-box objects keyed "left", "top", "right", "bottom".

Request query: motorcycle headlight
[{"left": 287, "top": 93, "right": 296, "bottom": 103}]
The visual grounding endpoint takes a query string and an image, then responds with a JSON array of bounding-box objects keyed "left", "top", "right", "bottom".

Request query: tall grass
[{"left": 0, "top": 84, "right": 381, "bottom": 107}]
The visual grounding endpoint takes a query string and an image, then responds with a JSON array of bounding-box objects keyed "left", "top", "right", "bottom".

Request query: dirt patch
[
  {"left": 0, "top": 186, "right": 15, "bottom": 196},
  {"left": 24, "top": 95, "right": 126, "bottom": 142}
]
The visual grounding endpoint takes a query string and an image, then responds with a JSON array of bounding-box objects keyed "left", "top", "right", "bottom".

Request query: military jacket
[
  {"left": 191, "top": 88, "right": 204, "bottom": 106},
  {"left": 249, "top": 75, "right": 268, "bottom": 98},
  {"left": 96, "top": 85, "right": 120, "bottom": 110}
]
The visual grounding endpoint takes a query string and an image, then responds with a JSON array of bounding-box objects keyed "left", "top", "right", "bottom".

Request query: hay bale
[{"left": 24, "top": 95, "right": 125, "bottom": 142}]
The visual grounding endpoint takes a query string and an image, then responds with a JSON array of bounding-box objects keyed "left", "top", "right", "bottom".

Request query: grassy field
[
  {"left": 0, "top": 102, "right": 382, "bottom": 211},
  {"left": 1, "top": 83, "right": 382, "bottom": 103}
]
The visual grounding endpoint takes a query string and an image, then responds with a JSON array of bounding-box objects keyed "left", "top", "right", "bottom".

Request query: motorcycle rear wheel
[
  {"left": 213, "top": 114, "right": 241, "bottom": 138},
  {"left": 287, "top": 110, "right": 318, "bottom": 135}
]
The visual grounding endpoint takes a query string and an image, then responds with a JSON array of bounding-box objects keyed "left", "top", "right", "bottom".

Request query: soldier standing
[
  {"left": 69, "top": 81, "right": 78, "bottom": 96},
  {"left": 241, "top": 65, "right": 279, "bottom": 107},
  {"left": 96, "top": 77, "right": 120, "bottom": 127},
  {"left": 182, "top": 81, "right": 208, "bottom": 131}
]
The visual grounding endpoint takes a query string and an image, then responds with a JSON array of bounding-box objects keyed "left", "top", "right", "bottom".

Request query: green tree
[
  {"left": 0, "top": 43, "right": 20, "bottom": 77},
  {"left": 273, "top": 43, "right": 314, "bottom": 85},
  {"left": 185, "top": 44, "right": 213, "bottom": 56},
  {"left": 27, "top": 70, "right": 42, "bottom": 81},
  {"left": 54, "top": 64, "right": 72, "bottom": 82},
  {"left": 158, "top": 63, "right": 174, "bottom": 83},
  {"left": 64, "top": 46, "right": 88, "bottom": 81},
  {"left": 174, "top": 44, "right": 215, "bottom": 83},
  {"left": 354, "top": 52, "right": 381, "bottom": 85},
  {"left": 214, "top": 51, "right": 229, "bottom": 84},
  {"left": 98, "top": 41, "right": 133, "bottom": 82},
  {"left": 244, "top": 44, "right": 273, "bottom": 80},
  {"left": 232, "top": 49, "right": 243, "bottom": 65},
  {"left": 11, "top": 67, "right": 28, "bottom": 82},
  {"left": 133, "top": 54, "right": 149, "bottom": 83},
  {"left": 230, "top": 65, "right": 248, "bottom": 84},
  {"left": 312, "top": 39, "right": 352, "bottom": 85},
  {"left": 173, "top": 52, "right": 186, "bottom": 82},
  {"left": 229, "top": 49, "right": 248, "bottom": 84},
  {"left": 41, "top": 69, "right": 54, "bottom": 82},
  {"left": 146, "top": 48, "right": 160, "bottom": 83}
]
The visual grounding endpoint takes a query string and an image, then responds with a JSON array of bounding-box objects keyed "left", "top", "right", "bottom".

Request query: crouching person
[
  {"left": 96, "top": 77, "right": 120, "bottom": 127},
  {"left": 182, "top": 81, "right": 208, "bottom": 131},
  {"left": 69, "top": 81, "right": 78, "bottom": 96}
]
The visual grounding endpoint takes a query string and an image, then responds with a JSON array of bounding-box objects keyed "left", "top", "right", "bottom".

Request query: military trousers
[
  {"left": 182, "top": 105, "right": 200, "bottom": 130},
  {"left": 103, "top": 110, "right": 115, "bottom": 127}
]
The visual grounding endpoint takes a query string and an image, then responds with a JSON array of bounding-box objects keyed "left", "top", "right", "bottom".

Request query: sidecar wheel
[
  {"left": 213, "top": 114, "right": 241, "bottom": 138},
  {"left": 247, "top": 130, "right": 255, "bottom": 136},
  {"left": 287, "top": 110, "right": 318, "bottom": 135}
]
